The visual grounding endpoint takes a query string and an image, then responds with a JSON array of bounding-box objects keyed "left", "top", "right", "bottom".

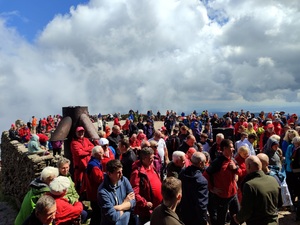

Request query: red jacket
[
  {"left": 235, "top": 154, "right": 247, "bottom": 202},
  {"left": 19, "top": 127, "right": 31, "bottom": 141},
  {"left": 50, "top": 194, "right": 83, "bottom": 225},
  {"left": 204, "top": 155, "right": 241, "bottom": 199},
  {"left": 70, "top": 137, "right": 94, "bottom": 170},
  {"left": 234, "top": 121, "right": 248, "bottom": 134},
  {"left": 273, "top": 121, "right": 282, "bottom": 136},
  {"left": 85, "top": 157, "right": 104, "bottom": 201},
  {"left": 122, "top": 119, "right": 130, "bottom": 131},
  {"left": 36, "top": 133, "right": 49, "bottom": 143},
  {"left": 70, "top": 137, "right": 94, "bottom": 191},
  {"left": 101, "top": 147, "right": 115, "bottom": 172},
  {"left": 113, "top": 117, "right": 121, "bottom": 128},
  {"left": 130, "top": 161, "right": 161, "bottom": 217},
  {"left": 259, "top": 131, "right": 275, "bottom": 151},
  {"left": 130, "top": 139, "right": 141, "bottom": 148},
  {"left": 235, "top": 154, "right": 247, "bottom": 181}
]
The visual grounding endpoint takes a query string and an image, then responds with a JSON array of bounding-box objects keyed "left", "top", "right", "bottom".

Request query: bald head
[
  {"left": 245, "top": 155, "right": 262, "bottom": 174},
  {"left": 191, "top": 152, "right": 206, "bottom": 168},
  {"left": 257, "top": 153, "right": 269, "bottom": 173}
]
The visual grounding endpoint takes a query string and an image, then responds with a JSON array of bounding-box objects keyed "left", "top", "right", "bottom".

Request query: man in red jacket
[
  {"left": 70, "top": 126, "right": 94, "bottom": 194},
  {"left": 204, "top": 139, "right": 241, "bottom": 225},
  {"left": 130, "top": 147, "right": 162, "bottom": 225}
]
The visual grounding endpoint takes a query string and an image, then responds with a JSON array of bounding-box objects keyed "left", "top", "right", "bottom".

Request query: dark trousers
[
  {"left": 90, "top": 201, "right": 101, "bottom": 225},
  {"left": 138, "top": 216, "right": 150, "bottom": 225},
  {"left": 53, "top": 148, "right": 61, "bottom": 156},
  {"left": 208, "top": 192, "right": 240, "bottom": 225},
  {"left": 286, "top": 171, "right": 296, "bottom": 204},
  {"left": 295, "top": 173, "right": 300, "bottom": 219}
]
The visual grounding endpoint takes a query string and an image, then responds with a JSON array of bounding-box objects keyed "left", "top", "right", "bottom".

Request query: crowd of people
[{"left": 9, "top": 109, "right": 300, "bottom": 224}]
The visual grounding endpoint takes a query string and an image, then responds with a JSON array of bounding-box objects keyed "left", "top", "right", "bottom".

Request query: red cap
[
  {"left": 266, "top": 123, "right": 274, "bottom": 129},
  {"left": 160, "top": 126, "right": 167, "bottom": 131},
  {"left": 76, "top": 126, "right": 85, "bottom": 132}
]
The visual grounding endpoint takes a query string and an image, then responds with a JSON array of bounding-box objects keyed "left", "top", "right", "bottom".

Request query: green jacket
[
  {"left": 14, "top": 178, "right": 49, "bottom": 225},
  {"left": 236, "top": 170, "right": 280, "bottom": 225},
  {"left": 64, "top": 174, "right": 79, "bottom": 204}
]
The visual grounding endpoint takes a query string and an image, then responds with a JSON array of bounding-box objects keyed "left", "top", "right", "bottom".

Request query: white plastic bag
[{"left": 281, "top": 178, "right": 293, "bottom": 207}]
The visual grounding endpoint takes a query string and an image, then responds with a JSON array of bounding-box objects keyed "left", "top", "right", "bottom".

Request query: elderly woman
[
  {"left": 56, "top": 157, "right": 79, "bottom": 205},
  {"left": 263, "top": 138, "right": 283, "bottom": 171},
  {"left": 15, "top": 166, "right": 59, "bottom": 225},
  {"left": 285, "top": 136, "right": 300, "bottom": 207},
  {"left": 49, "top": 176, "right": 86, "bottom": 225},
  {"left": 235, "top": 146, "right": 249, "bottom": 202},
  {"left": 282, "top": 129, "right": 299, "bottom": 156}
]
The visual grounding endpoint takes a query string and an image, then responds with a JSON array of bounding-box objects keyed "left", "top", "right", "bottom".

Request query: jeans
[{"left": 208, "top": 192, "right": 240, "bottom": 225}]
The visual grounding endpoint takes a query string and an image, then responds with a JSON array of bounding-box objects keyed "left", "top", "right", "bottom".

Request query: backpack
[
  {"left": 166, "top": 135, "right": 180, "bottom": 157},
  {"left": 268, "top": 165, "right": 285, "bottom": 183}
]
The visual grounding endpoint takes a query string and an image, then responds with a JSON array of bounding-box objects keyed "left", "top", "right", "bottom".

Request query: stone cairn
[{"left": 0, "top": 132, "right": 57, "bottom": 208}]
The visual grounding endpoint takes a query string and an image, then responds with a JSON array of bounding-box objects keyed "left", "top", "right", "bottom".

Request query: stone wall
[{"left": 0, "top": 132, "right": 56, "bottom": 208}]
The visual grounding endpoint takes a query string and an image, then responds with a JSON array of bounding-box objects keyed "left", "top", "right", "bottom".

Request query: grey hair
[
  {"left": 56, "top": 157, "right": 70, "bottom": 168},
  {"left": 49, "top": 176, "right": 70, "bottom": 195},
  {"left": 191, "top": 152, "right": 206, "bottom": 165},
  {"left": 92, "top": 146, "right": 103, "bottom": 157},
  {"left": 40, "top": 166, "right": 59, "bottom": 182},
  {"left": 216, "top": 133, "right": 224, "bottom": 139},
  {"left": 172, "top": 151, "right": 185, "bottom": 162},
  {"left": 138, "top": 129, "right": 144, "bottom": 134},
  {"left": 35, "top": 195, "right": 56, "bottom": 215},
  {"left": 292, "top": 136, "right": 300, "bottom": 145}
]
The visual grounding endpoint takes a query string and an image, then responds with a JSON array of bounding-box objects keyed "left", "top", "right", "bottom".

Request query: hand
[
  {"left": 211, "top": 187, "right": 223, "bottom": 195},
  {"left": 233, "top": 214, "right": 239, "bottom": 224},
  {"left": 229, "top": 160, "right": 237, "bottom": 170},
  {"left": 146, "top": 202, "right": 153, "bottom": 209},
  {"left": 165, "top": 158, "right": 170, "bottom": 165},
  {"left": 124, "top": 192, "right": 135, "bottom": 202}
]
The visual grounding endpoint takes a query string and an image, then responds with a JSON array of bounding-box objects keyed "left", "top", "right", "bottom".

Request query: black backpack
[{"left": 166, "top": 135, "right": 180, "bottom": 157}]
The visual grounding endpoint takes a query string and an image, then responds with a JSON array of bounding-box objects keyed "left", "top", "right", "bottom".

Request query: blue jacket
[
  {"left": 285, "top": 144, "right": 294, "bottom": 173},
  {"left": 28, "top": 135, "right": 43, "bottom": 153},
  {"left": 179, "top": 165, "right": 208, "bottom": 225},
  {"left": 98, "top": 174, "right": 136, "bottom": 225}
]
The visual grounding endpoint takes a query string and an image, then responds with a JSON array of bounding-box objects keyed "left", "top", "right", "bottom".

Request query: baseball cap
[
  {"left": 76, "top": 126, "right": 85, "bottom": 132},
  {"left": 99, "top": 138, "right": 109, "bottom": 146}
]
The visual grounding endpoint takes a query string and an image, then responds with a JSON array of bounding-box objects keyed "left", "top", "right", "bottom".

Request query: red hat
[
  {"left": 76, "top": 126, "right": 85, "bottom": 132},
  {"left": 160, "top": 126, "right": 167, "bottom": 131},
  {"left": 266, "top": 123, "right": 274, "bottom": 129}
]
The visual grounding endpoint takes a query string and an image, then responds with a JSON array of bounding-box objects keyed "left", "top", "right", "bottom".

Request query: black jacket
[{"left": 121, "top": 149, "right": 137, "bottom": 179}]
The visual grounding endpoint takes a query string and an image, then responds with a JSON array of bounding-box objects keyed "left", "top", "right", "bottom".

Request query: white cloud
[
  {"left": 1, "top": 0, "right": 300, "bottom": 132},
  {"left": 258, "top": 57, "right": 274, "bottom": 67}
]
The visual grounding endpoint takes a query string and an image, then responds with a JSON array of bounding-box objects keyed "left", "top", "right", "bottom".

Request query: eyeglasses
[{"left": 151, "top": 146, "right": 158, "bottom": 148}]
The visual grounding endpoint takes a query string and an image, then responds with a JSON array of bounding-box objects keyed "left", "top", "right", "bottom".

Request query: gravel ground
[{"left": 0, "top": 202, "right": 17, "bottom": 225}]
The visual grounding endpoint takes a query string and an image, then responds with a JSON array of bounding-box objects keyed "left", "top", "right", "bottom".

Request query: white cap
[
  {"left": 99, "top": 138, "right": 109, "bottom": 146},
  {"left": 49, "top": 176, "right": 70, "bottom": 196}
]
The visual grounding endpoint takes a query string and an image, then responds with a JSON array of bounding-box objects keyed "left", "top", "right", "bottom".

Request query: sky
[{"left": 1, "top": 0, "right": 300, "bottom": 133}]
